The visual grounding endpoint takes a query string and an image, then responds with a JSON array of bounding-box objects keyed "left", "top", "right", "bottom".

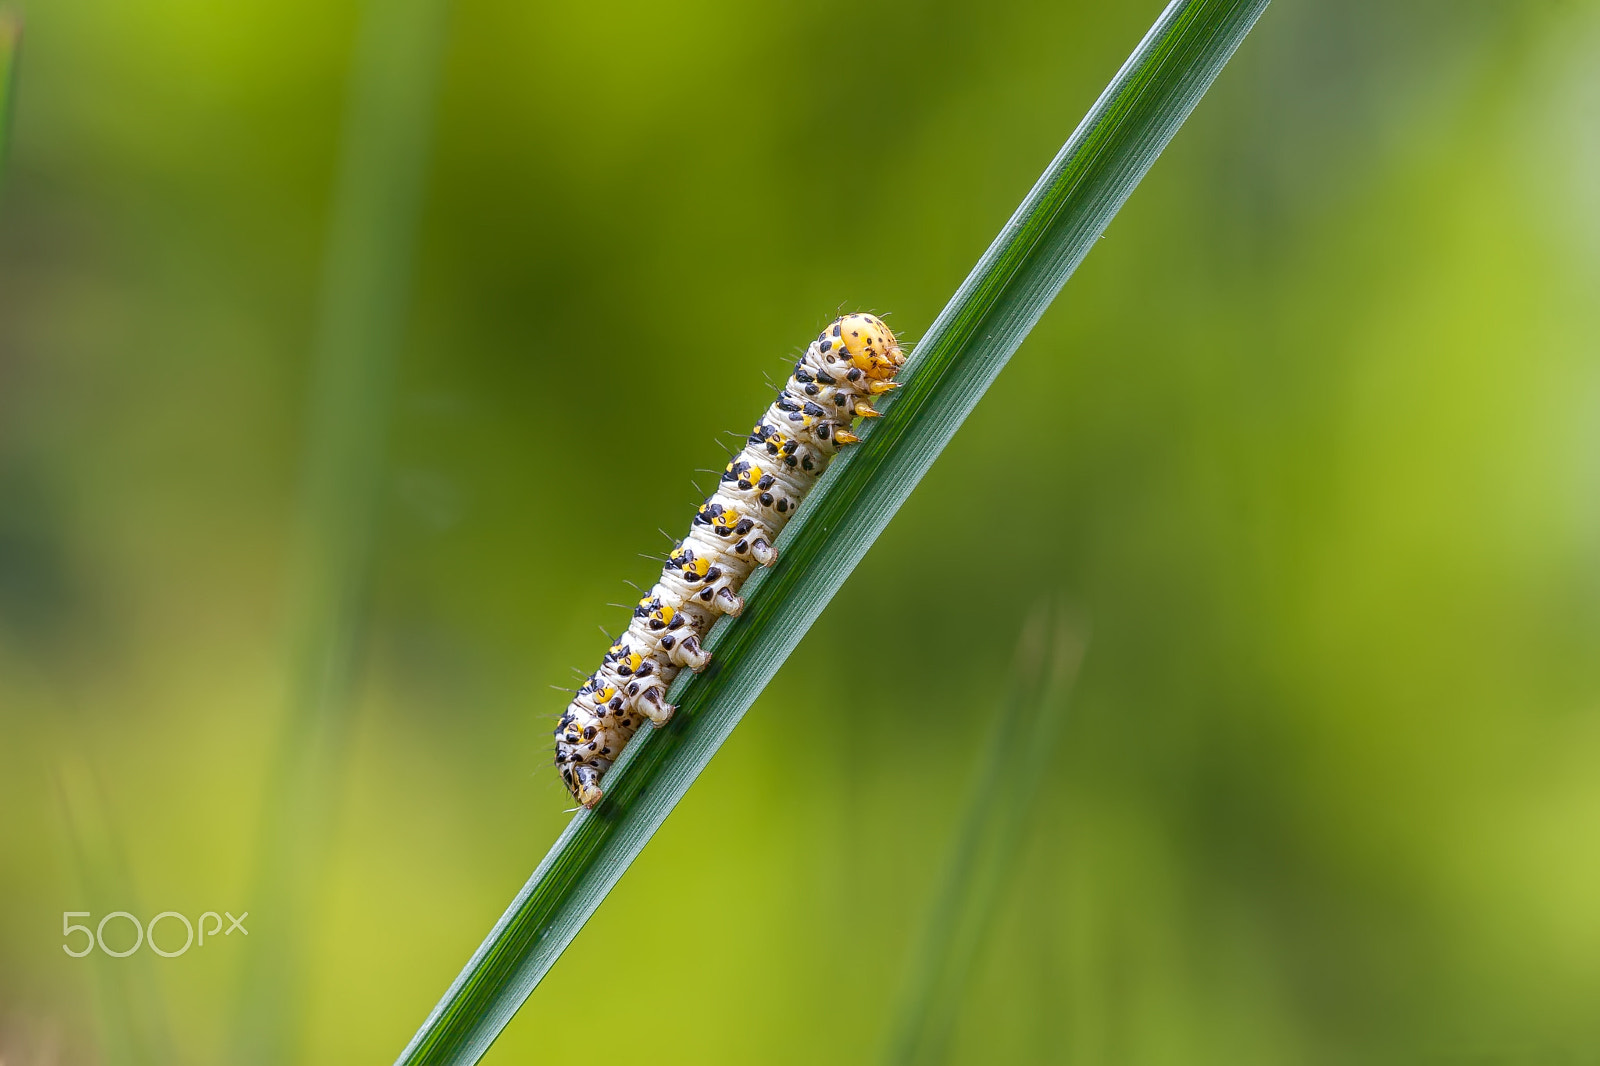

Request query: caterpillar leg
[
  {"left": 730, "top": 534, "right": 779, "bottom": 567},
  {"left": 628, "top": 678, "right": 676, "bottom": 726},
  {"left": 684, "top": 579, "right": 745, "bottom": 617},
  {"left": 663, "top": 631, "right": 711, "bottom": 671}
]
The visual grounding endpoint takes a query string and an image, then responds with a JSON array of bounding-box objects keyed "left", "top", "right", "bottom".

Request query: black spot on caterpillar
[{"left": 554, "top": 313, "right": 907, "bottom": 808}]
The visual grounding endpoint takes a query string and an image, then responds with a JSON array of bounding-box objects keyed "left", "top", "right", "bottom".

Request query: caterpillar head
[{"left": 832, "top": 313, "right": 904, "bottom": 381}]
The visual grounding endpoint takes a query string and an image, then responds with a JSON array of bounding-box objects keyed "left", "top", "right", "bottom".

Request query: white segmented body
[{"left": 554, "top": 313, "right": 906, "bottom": 807}]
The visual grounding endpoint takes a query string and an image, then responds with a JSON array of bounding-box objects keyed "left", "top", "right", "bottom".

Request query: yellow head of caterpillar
[{"left": 835, "top": 313, "right": 905, "bottom": 381}]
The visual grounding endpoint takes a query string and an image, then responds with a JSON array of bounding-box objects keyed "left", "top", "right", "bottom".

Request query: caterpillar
[{"left": 554, "top": 313, "right": 907, "bottom": 807}]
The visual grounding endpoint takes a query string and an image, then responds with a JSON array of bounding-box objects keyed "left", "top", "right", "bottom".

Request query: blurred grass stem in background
[
  {"left": 0, "top": 10, "right": 20, "bottom": 178},
  {"left": 231, "top": 0, "right": 451, "bottom": 1061},
  {"left": 395, "top": 1, "right": 1267, "bottom": 1062},
  {"left": 884, "top": 603, "right": 1086, "bottom": 1066},
  {"left": 53, "top": 763, "right": 177, "bottom": 1066}
]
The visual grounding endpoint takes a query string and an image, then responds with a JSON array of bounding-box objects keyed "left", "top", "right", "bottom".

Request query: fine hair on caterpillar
[{"left": 553, "top": 313, "right": 907, "bottom": 808}]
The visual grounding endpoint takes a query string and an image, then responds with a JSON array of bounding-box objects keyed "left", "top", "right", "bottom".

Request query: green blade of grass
[{"left": 396, "top": 1, "right": 1268, "bottom": 1062}]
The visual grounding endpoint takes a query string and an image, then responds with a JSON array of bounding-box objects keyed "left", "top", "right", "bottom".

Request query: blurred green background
[{"left": 3, "top": 0, "right": 1599, "bottom": 1063}]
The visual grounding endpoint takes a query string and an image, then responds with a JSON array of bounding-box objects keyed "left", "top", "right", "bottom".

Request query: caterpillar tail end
[{"left": 575, "top": 766, "right": 604, "bottom": 809}]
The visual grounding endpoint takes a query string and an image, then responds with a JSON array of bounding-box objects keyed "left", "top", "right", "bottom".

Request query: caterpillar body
[{"left": 554, "top": 313, "right": 907, "bottom": 807}]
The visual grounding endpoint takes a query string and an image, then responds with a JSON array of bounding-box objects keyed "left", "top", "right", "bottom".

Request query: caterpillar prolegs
[{"left": 554, "top": 313, "right": 907, "bottom": 807}]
